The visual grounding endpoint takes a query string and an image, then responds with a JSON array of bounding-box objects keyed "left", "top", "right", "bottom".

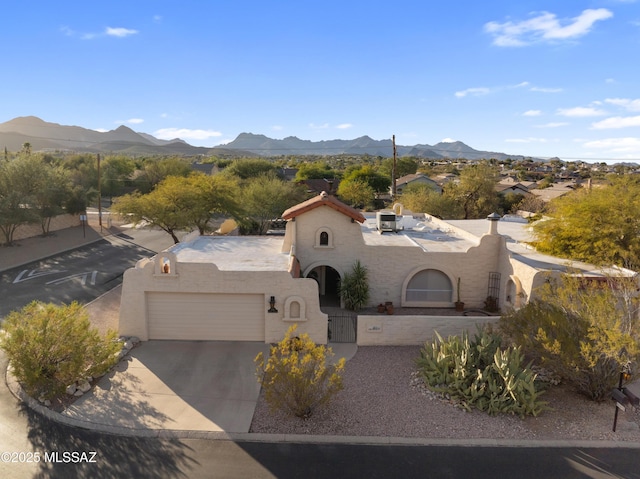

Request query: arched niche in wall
[
  {"left": 155, "top": 251, "right": 177, "bottom": 276},
  {"left": 283, "top": 295, "right": 307, "bottom": 322},
  {"left": 506, "top": 275, "right": 524, "bottom": 308},
  {"left": 314, "top": 227, "right": 334, "bottom": 248}
]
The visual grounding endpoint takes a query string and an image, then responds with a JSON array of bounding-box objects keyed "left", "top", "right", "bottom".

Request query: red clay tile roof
[{"left": 282, "top": 191, "right": 366, "bottom": 223}]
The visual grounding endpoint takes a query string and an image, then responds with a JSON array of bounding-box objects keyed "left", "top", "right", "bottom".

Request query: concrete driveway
[{"left": 62, "top": 341, "right": 271, "bottom": 433}]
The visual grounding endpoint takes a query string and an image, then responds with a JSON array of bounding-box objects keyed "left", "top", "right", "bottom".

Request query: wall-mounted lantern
[{"left": 268, "top": 296, "right": 278, "bottom": 313}]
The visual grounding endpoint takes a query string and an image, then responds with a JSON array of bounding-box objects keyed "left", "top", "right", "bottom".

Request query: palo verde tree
[
  {"left": 500, "top": 271, "right": 640, "bottom": 401},
  {"left": 443, "top": 162, "right": 500, "bottom": 219},
  {"left": 336, "top": 178, "right": 375, "bottom": 209},
  {"left": 0, "top": 154, "right": 39, "bottom": 245},
  {"left": 532, "top": 176, "right": 640, "bottom": 270},
  {"left": 399, "top": 182, "right": 461, "bottom": 218},
  {"left": 239, "top": 172, "right": 306, "bottom": 234},
  {"left": 113, "top": 173, "right": 241, "bottom": 242}
]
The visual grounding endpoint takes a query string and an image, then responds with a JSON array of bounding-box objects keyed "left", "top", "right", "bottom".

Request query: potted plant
[{"left": 455, "top": 277, "right": 465, "bottom": 312}]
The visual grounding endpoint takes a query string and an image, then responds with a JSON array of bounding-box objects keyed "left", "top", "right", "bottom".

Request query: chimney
[{"left": 487, "top": 212, "right": 501, "bottom": 235}]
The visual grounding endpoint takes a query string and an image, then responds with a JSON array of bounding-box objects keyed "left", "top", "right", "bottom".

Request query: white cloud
[
  {"left": 484, "top": 9, "right": 613, "bottom": 47},
  {"left": 523, "top": 110, "right": 542, "bottom": 116},
  {"left": 106, "top": 27, "right": 139, "bottom": 38},
  {"left": 505, "top": 137, "right": 550, "bottom": 143},
  {"left": 530, "top": 86, "right": 563, "bottom": 93},
  {"left": 582, "top": 137, "right": 640, "bottom": 153},
  {"left": 336, "top": 123, "right": 353, "bottom": 129},
  {"left": 605, "top": 98, "right": 640, "bottom": 111},
  {"left": 440, "top": 138, "right": 457, "bottom": 143},
  {"left": 556, "top": 106, "right": 607, "bottom": 117},
  {"left": 62, "top": 25, "right": 139, "bottom": 40},
  {"left": 455, "top": 87, "right": 490, "bottom": 98},
  {"left": 591, "top": 115, "right": 640, "bottom": 129},
  {"left": 154, "top": 128, "right": 223, "bottom": 141},
  {"left": 271, "top": 125, "right": 283, "bottom": 131},
  {"left": 126, "top": 118, "right": 144, "bottom": 125},
  {"left": 535, "top": 122, "right": 569, "bottom": 128}
]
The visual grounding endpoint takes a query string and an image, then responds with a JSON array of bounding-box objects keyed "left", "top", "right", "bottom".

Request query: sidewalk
[{"left": 0, "top": 221, "right": 119, "bottom": 273}]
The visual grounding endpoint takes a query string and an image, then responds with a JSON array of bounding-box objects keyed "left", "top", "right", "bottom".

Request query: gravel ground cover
[{"left": 250, "top": 346, "right": 640, "bottom": 442}]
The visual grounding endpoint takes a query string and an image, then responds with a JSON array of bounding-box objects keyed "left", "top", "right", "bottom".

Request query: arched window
[
  {"left": 405, "top": 269, "right": 452, "bottom": 302},
  {"left": 320, "top": 231, "right": 329, "bottom": 245}
]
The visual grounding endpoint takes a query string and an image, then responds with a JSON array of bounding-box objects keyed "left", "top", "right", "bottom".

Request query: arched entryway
[{"left": 307, "top": 265, "right": 341, "bottom": 307}]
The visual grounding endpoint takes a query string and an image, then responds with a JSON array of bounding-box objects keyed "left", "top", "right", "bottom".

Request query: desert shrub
[
  {"left": 416, "top": 328, "right": 546, "bottom": 417},
  {"left": 499, "top": 272, "right": 640, "bottom": 401},
  {"left": 339, "top": 260, "right": 370, "bottom": 312},
  {"left": 255, "top": 325, "right": 345, "bottom": 418},
  {"left": 0, "top": 301, "right": 121, "bottom": 400}
]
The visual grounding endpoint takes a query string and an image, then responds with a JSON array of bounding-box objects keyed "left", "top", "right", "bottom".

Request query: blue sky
[{"left": 2, "top": 1, "right": 640, "bottom": 162}]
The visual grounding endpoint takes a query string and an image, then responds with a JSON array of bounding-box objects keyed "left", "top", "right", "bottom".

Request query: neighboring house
[
  {"left": 530, "top": 180, "right": 579, "bottom": 202},
  {"left": 394, "top": 173, "right": 442, "bottom": 195},
  {"left": 118, "top": 191, "right": 626, "bottom": 345},
  {"left": 278, "top": 167, "right": 299, "bottom": 181},
  {"left": 495, "top": 182, "right": 531, "bottom": 196},
  {"left": 301, "top": 178, "right": 340, "bottom": 195}
]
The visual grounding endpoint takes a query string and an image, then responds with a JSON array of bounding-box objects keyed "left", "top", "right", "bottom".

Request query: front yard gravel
[{"left": 249, "top": 346, "right": 640, "bottom": 442}]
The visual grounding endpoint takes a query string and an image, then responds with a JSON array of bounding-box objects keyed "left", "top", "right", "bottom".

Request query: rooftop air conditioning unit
[{"left": 376, "top": 211, "right": 398, "bottom": 233}]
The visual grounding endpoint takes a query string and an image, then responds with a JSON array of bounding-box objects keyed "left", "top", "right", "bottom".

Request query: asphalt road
[{"left": 0, "top": 229, "right": 171, "bottom": 319}]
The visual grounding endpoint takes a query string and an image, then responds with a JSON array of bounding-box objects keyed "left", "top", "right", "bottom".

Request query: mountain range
[{"left": 0, "top": 116, "right": 531, "bottom": 160}]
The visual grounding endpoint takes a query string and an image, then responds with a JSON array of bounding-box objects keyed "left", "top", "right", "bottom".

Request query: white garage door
[{"left": 147, "top": 292, "right": 265, "bottom": 341}]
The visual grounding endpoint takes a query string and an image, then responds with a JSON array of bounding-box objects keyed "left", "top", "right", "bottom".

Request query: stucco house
[
  {"left": 118, "top": 191, "right": 621, "bottom": 345},
  {"left": 394, "top": 173, "right": 442, "bottom": 195}
]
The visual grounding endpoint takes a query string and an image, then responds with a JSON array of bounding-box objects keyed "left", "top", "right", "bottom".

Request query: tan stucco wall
[
  {"left": 357, "top": 315, "right": 499, "bottom": 346},
  {"left": 287, "top": 205, "right": 522, "bottom": 311},
  {"left": 119, "top": 254, "right": 328, "bottom": 344}
]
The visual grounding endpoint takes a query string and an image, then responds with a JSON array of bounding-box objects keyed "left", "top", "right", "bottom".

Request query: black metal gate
[{"left": 328, "top": 312, "right": 357, "bottom": 343}]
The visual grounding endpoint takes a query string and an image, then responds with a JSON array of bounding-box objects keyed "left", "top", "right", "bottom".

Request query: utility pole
[
  {"left": 97, "top": 153, "right": 102, "bottom": 230},
  {"left": 391, "top": 135, "right": 397, "bottom": 200}
]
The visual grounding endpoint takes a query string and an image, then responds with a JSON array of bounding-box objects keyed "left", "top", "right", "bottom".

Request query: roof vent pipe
[{"left": 487, "top": 212, "right": 501, "bottom": 235}]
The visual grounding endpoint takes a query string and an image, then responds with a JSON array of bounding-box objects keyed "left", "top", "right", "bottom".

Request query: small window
[
  {"left": 320, "top": 231, "right": 329, "bottom": 245},
  {"left": 314, "top": 228, "right": 333, "bottom": 248}
]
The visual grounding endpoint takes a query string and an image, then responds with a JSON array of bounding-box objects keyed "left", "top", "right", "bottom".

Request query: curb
[{"left": 6, "top": 366, "right": 640, "bottom": 449}]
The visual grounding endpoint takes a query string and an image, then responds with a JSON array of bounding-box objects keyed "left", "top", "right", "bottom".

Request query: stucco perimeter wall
[
  {"left": 357, "top": 315, "right": 500, "bottom": 346},
  {"left": 118, "top": 257, "right": 328, "bottom": 344}
]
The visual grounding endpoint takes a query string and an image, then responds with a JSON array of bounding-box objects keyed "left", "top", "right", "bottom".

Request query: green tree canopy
[
  {"left": 0, "top": 155, "right": 41, "bottom": 245},
  {"left": 532, "top": 177, "right": 640, "bottom": 269},
  {"left": 443, "top": 162, "right": 500, "bottom": 219},
  {"left": 113, "top": 173, "right": 241, "bottom": 242},
  {"left": 336, "top": 178, "right": 375, "bottom": 210},
  {"left": 399, "top": 183, "right": 461, "bottom": 218},
  {"left": 342, "top": 165, "right": 390, "bottom": 193},
  {"left": 223, "top": 158, "right": 278, "bottom": 180},
  {"left": 294, "top": 162, "right": 339, "bottom": 181},
  {"left": 239, "top": 173, "right": 306, "bottom": 234}
]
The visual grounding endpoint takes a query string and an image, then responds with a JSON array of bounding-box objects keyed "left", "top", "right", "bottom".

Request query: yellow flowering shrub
[{"left": 255, "top": 325, "right": 345, "bottom": 418}]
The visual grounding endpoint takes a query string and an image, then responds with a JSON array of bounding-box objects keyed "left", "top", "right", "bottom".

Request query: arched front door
[{"left": 307, "top": 265, "right": 341, "bottom": 307}]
